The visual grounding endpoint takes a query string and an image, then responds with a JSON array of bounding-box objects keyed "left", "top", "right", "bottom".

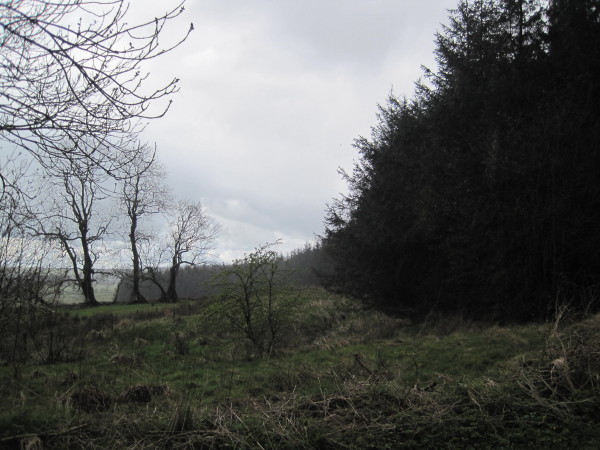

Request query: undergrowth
[{"left": 0, "top": 289, "right": 598, "bottom": 448}]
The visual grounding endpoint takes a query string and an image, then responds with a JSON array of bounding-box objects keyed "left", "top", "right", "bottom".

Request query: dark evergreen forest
[{"left": 322, "top": 0, "right": 600, "bottom": 321}]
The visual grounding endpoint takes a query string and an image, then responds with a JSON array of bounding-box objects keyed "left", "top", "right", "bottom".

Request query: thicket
[{"left": 323, "top": 0, "right": 600, "bottom": 321}]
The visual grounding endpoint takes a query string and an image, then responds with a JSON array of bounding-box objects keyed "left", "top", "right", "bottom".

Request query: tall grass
[{"left": 0, "top": 288, "right": 598, "bottom": 448}]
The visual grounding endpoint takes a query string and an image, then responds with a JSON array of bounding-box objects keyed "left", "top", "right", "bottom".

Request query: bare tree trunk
[
  {"left": 129, "top": 216, "right": 146, "bottom": 304},
  {"left": 81, "top": 240, "right": 98, "bottom": 306},
  {"left": 166, "top": 261, "right": 179, "bottom": 303},
  {"left": 154, "top": 281, "right": 168, "bottom": 303}
]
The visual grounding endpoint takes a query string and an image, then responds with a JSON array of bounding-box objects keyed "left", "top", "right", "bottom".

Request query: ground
[{"left": 1, "top": 288, "right": 599, "bottom": 448}]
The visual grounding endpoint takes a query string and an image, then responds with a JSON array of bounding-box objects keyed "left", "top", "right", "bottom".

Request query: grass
[
  {"left": 58, "top": 277, "right": 120, "bottom": 305},
  {"left": 64, "top": 299, "right": 197, "bottom": 318},
  {"left": 0, "top": 288, "right": 599, "bottom": 448}
]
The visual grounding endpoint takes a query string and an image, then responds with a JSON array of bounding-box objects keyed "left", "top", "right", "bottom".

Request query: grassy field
[
  {"left": 1, "top": 288, "right": 599, "bottom": 448},
  {"left": 58, "top": 275, "right": 120, "bottom": 305}
]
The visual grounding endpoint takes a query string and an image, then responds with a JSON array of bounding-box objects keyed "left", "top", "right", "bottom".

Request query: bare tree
[
  {"left": 0, "top": 158, "right": 63, "bottom": 375},
  {"left": 118, "top": 143, "right": 170, "bottom": 303},
  {"left": 164, "top": 200, "right": 220, "bottom": 302},
  {"left": 0, "top": 0, "right": 192, "bottom": 180},
  {"left": 35, "top": 148, "right": 113, "bottom": 306},
  {"left": 138, "top": 235, "right": 170, "bottom": 302}
]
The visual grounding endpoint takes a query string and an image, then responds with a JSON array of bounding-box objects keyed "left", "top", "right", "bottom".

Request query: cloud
[{"left": 137, "top": 0, "right": 457, "bottom": 261}]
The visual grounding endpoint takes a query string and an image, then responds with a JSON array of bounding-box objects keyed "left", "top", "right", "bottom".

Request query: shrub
[{"left": 213, "top": 242, "right": 298, "bottom": 358}]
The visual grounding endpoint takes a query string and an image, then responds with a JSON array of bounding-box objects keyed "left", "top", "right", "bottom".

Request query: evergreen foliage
[{"left": 323, "top": 0, "right": 600, "bottom": 321}]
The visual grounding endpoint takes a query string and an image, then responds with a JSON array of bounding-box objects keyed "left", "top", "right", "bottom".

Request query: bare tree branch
[
  {"left": 0, "top": 0, "right": 192, "bottom": 170},
  {"left": 31, "top": 142, "right": 115, "bottom": 306},
  {"left": 117, "top": 142, "right": 170, "bottom": 303},
  {"left": 164, "top": 200, "right": 220, "bottom": 302}
]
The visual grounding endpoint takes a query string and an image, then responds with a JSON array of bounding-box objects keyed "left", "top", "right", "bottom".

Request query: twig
[{"left": 0, "top": 423, "right": 89, "bottom": 442}]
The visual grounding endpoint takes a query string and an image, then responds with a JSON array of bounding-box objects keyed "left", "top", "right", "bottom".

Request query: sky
[{"left": 132, "top": 0, "right": 458, "bottom": 262}]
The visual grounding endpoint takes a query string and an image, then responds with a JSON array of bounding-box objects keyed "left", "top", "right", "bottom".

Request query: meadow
[
  {"left": 58, "top": 274, "right": 121, "bottom": 305},
  {"left": 1, "top": 288, "right": 599, "bottom": 448}
]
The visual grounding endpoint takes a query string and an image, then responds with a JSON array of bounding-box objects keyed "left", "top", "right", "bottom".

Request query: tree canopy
[
  {"left": 323, "top": 0, "right": 600, "bottom": 321},
  {"left": 0, "top": 0, "right": 191, "bottom": 177},
  {"left": 0, "top": 1, "right": 218, "bottom": 307}
]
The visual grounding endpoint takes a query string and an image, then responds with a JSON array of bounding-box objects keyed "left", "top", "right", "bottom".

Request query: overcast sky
[{"left": 133, "top": 0, "right": 457, "bottom": 262}]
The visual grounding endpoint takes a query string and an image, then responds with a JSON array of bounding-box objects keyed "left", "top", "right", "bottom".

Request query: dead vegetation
[
  {"left": 1, "top": 291, "right": 599, "bottom": 448},
  {"left": 118, "top": 385, "right": 169, "bottom": 404}
]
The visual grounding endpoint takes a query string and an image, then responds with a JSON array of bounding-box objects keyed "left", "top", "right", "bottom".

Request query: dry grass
[
  {"left": 1, "top": 291, "right": 599, "bottom": 448},
  {"left": 514, "top": 311, "right": 600, "bottom": 420}
]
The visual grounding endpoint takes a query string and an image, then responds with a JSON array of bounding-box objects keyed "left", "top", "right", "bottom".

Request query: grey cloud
[{"left": 139, "top": 0, "right": 457, "bottom": 261}]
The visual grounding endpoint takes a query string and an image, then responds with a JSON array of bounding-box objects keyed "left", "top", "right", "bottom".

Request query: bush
[{"left": 213, "top": 242, "right": 298, "bottom": 358}]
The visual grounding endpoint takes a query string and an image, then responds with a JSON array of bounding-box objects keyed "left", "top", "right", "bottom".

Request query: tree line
[
  {"left": 112, "top": 242, "right": 332, "bottom": 303},
  {"left": 323, "top": 0, "right": 600, "bottom": 321}
]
